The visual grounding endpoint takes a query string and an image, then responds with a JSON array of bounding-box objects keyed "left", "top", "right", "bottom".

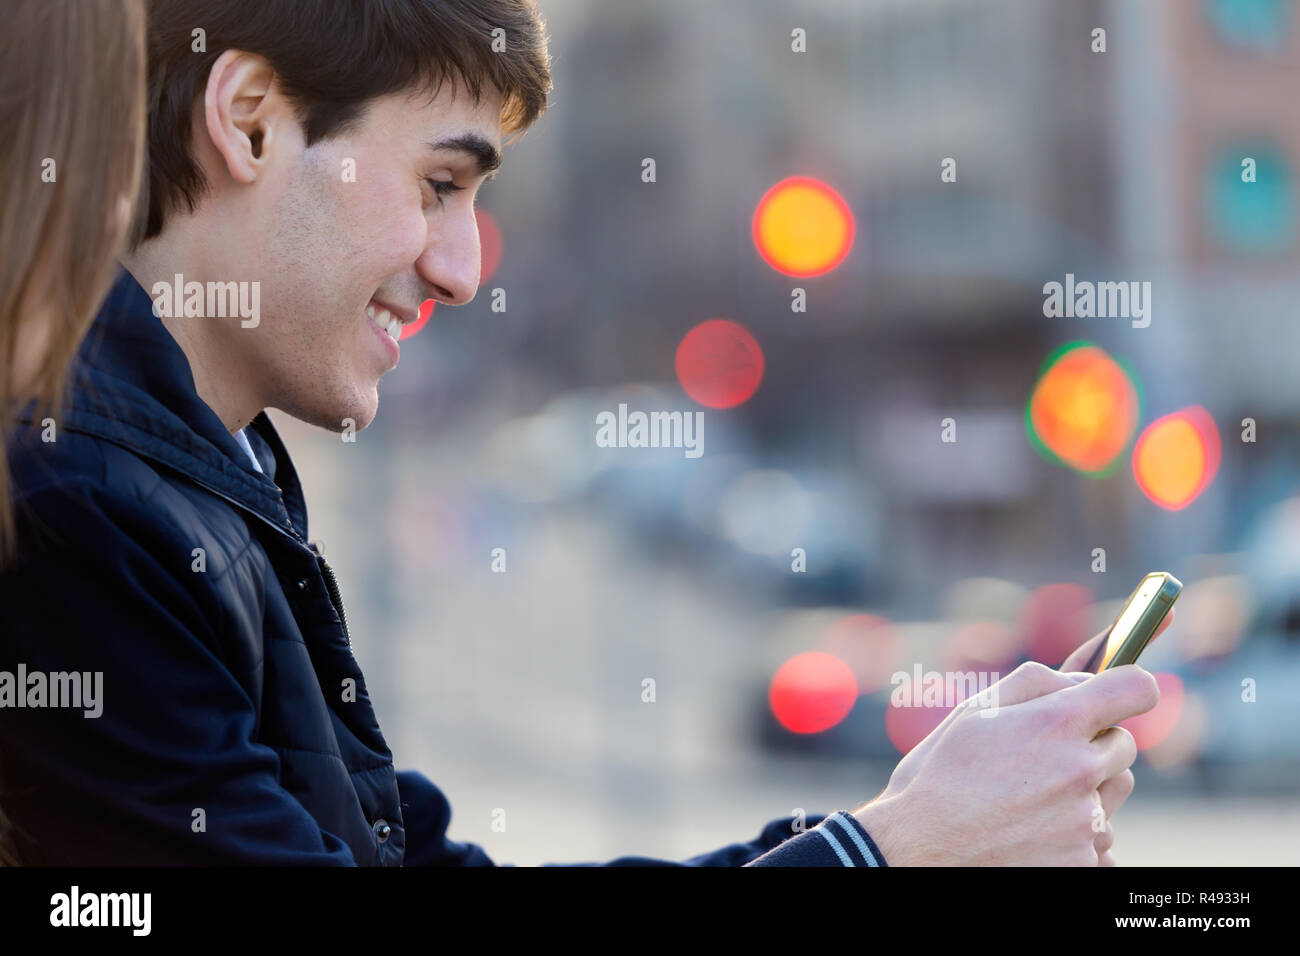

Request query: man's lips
[{"left": 365, "top": 298, "right": 405, "bottom": 360}]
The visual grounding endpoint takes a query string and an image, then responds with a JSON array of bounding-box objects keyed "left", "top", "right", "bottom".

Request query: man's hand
[
  {"left": 876, "top": 612, "right": 1174, "bottom": 806},
  {"left": 853, "top": 659, "right": 1161, "bottom": 865},
  {"left": 1060, "top": 608, "right": 1174, "bottom": 864}
]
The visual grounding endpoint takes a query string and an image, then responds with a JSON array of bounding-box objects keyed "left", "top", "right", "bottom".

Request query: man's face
[{"left": 222, "top": 80, "right": 502, "bottom": 432}]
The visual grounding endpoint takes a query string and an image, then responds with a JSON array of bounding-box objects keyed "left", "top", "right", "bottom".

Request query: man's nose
[{"left": 416, "top": 207, "right": 482, "bottom": 307}]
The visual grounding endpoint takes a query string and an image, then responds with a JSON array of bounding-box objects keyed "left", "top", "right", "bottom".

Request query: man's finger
[
  {"left": 1094, "top": 819, "right": 1115, "bottom": 856},
  {"left": 1098, "top": 767, "right": 1135, "bottom": 818},
  {"left": 1092, "top": 726, "right": 1138, "bottom": 782},
  {"left": 985, "top": 660, "right": 1084, "bottom": 709}
]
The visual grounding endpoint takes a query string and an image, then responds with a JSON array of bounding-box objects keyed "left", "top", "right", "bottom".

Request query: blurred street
[{"left": 272, "top": 0, "right": 1300, "bottom": 866}]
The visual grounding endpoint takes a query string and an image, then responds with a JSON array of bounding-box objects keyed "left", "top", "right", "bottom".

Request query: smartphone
[{"left": 1085, "top": 571, "right": 1182, "bottom": 673}]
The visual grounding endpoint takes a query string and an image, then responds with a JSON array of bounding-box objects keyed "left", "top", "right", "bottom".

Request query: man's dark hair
[{"left": 136, "top": 0, "right": 552, "bottom": 241}]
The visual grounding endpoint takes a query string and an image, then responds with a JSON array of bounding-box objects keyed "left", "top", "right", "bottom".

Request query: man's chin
[
  {"left": 336, "top": 398, "right": 379, "bottom": 433},
  {"left": 280, "top": 390, "right": 378, "bottom": 434}
]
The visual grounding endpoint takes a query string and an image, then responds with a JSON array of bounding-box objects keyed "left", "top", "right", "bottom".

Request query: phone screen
[{"left": 1089, "top": 572, "right": 1181, "bottom": 672}]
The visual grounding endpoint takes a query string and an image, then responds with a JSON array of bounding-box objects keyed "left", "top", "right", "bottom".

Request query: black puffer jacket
[
  {"left": 0, "top": 268, "right": 880, "bottom": 867},
  {"left": 0, "top": 269, "right": 410, "bottom": 864}
]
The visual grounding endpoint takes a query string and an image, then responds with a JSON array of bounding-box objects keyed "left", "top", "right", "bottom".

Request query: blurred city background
[{"left": 274, "top": 0, "right": 1300, "bottom": 865}]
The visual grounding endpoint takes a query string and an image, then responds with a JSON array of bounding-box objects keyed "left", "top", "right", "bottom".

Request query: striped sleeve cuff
[{"left": 744, "top": 810, "right": 889, "bottom": 867}]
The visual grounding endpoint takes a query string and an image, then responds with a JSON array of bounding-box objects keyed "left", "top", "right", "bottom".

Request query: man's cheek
[
  {"left": 386, "top": 219, "right": 429, "bottom": 266},
  {"left": 370, "top": 198, "right": 431, "bottom": 264},
  {"left": 355, "top": 175, "right": 427, "bottom": 262}
]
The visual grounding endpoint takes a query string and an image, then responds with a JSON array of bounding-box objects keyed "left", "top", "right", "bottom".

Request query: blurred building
[{"left": 1112, "top": 0, "right": 1300, "bottom": 547}]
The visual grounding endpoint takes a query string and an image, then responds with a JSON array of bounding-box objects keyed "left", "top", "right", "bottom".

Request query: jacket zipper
[
  {"left": 175, "top": 473, "right": 353, "bottom": 647},
  {"left": 318, "top": 558, "right": 352, "bottom": 646}
]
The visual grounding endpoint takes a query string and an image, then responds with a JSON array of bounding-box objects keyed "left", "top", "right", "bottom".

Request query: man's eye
[{"left": 425, "top": 178, "right": 466, "bottom": 203}]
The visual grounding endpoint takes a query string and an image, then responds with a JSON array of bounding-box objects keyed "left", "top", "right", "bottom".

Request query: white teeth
[{"left": 368, "top": 303, "right": 402, "bottom": 342}]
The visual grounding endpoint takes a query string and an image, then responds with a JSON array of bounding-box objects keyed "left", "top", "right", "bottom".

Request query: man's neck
[{"left": 120, "top": 249, "right": 264, "bottom": 434}]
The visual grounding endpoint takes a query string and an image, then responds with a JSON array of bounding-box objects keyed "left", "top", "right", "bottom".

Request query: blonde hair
[
  {"left": 0, "top": 0, "right": 147, "bottom": 566},
  {"left": 0, "top": 0, "right": 147, "bottom": 865}
]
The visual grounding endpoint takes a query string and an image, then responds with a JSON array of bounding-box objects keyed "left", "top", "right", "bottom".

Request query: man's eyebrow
[{"left": 425, "top": 133, "right": 502, "bottom": 181}]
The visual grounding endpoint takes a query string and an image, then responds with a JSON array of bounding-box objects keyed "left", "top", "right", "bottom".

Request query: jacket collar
[{"left": 23, "top": 266, "right": 310, "bottom": 541}]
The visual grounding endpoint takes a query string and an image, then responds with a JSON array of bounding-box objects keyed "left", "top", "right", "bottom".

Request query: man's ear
[{"left": 203, "top": 50, "right": 281, "bottom": 185}]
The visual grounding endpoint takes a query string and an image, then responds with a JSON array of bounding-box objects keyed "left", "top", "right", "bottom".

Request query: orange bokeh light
[
  {"left": 1133, "top": 407, "right": 1220, "bottom": 510},
  {"left": 752, "top": 176, "right": 855, "bottom": 277},
  {"left": 1027, "top": 343, "right": 1139, "bottom": 474},
  {"left": 769, "top": 652, "right": 858, "bottom": 734}
]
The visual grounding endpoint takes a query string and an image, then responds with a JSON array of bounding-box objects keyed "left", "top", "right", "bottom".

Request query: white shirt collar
[{"left": 233, "top": 426, "right": 264, "bottom": 474}]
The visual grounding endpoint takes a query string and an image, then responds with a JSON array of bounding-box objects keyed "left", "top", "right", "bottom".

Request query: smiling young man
[
  {"left": 0, "top": 0, "right": 1161, "bottom": 869},
  {"left": 0, "top": 0, "right": 900, "bottom": 867}
]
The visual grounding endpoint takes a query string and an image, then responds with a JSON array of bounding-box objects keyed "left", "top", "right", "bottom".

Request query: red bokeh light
[
  {"left": 401, "top": 299, "right": 435, "bottom": 340},
  {"left": 769, "top": 652, "right": 858, "bottom": 734},
  {"left": 1021, "top": 583, "right": 1095, "bottom": 667},
  {"left": 884, "top": 696, "right": 953, "bottom": 756},
  {"left": 1119, "top": 671, "right": 1185, "bottom": 750},
  {"left": 675, "top": 318, "right": 765, "bottom": 409},
  {"left": 477, "top": 208, "right": 503, "bottom": 284}
]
